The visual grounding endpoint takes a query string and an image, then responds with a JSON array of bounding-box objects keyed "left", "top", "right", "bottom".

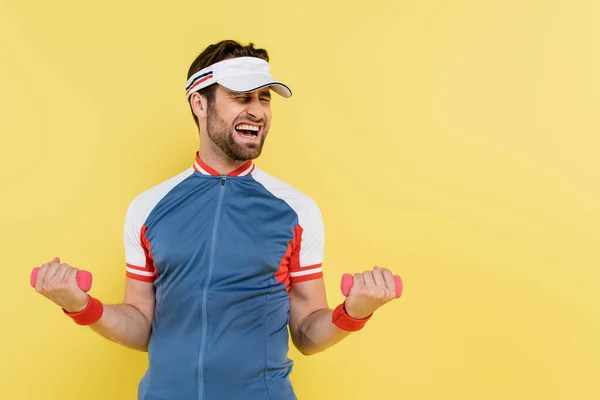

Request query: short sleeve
[
  {"left": 289, "top": 200, "right": 325, "bottom": 283},
  {"left": 123, "top": 198, "right": 156, "bottom": 282},
  {"left": 120, "top": 167, "right": 194, "bottom": 283}
]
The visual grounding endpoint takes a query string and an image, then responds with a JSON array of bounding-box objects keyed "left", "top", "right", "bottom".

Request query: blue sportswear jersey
[{"left": 123, "top": 152, "right": 325, "bottom": 400}]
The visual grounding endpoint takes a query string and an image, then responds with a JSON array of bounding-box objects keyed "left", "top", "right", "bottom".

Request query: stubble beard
[{"left": 205, "top": 102, "right": 267, "bottom": 162}]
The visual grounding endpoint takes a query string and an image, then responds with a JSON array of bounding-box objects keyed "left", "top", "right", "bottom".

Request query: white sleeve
[
  {"left": 289, "top": 199, "right": 325, "bottom": 283},
  {"left": 123, "top": 197, "right": 156, "bottom": 282}
]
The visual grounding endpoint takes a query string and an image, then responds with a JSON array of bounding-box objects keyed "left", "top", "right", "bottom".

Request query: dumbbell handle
[
  {"left": 30, "top": 268, "right": 93, "bottom": 292},
  {"left": 341, "top": 273, "right": 403, "bottom": 298}
]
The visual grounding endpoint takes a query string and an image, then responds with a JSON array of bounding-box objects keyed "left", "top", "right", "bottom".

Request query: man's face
[{"left": 205, "top": 84, "right": 272, "bottom": 161}]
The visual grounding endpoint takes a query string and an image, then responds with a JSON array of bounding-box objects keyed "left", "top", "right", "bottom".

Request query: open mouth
[{"left": 235, "top": 123, "right": 260, "bottom": 138}]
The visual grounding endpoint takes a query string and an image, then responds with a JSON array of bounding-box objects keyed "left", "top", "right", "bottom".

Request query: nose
[{"left": 245, "top": 97, "right": 266, "bottom": 121}]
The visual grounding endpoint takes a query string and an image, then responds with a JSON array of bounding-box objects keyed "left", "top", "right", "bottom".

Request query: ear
[{"left": 189, "top": 92, "right": 208, "bottom": 121}]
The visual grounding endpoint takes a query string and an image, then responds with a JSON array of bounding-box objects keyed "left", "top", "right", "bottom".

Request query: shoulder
[
  {"left": 251, "top": 166, "right": 322, "bottom": 220},
  {"left": 125, "top": 167, "right": 195, "bottom": 222}
]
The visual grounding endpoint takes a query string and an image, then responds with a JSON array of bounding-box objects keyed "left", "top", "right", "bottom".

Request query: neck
[{"left": 198, "top": 145, "right": 249, "bottom": 176}]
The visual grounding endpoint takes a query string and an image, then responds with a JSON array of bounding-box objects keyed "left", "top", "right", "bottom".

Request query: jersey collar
[{"left": 193, "top": 152, "right": 255, "bottom": 177}]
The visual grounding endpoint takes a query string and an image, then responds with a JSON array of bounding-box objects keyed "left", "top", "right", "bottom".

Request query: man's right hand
[{"left": 34, "top": 257, "right": 90, "bottom": 313}]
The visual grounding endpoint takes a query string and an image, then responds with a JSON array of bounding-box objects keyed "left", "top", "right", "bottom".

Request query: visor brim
[{"left": 218, "top": 73, "right": 292, "bottom": 98}]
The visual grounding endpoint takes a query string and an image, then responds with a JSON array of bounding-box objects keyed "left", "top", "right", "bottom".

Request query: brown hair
[{"left": 186, "top": 40, "right": 270, "bottom": 127}]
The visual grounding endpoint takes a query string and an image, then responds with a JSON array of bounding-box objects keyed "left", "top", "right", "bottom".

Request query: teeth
[{"left": 236, "top": 124, "right": 259, "bottom": 132}]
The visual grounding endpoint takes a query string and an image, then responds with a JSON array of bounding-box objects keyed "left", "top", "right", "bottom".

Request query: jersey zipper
[{"left": 198, "top": 176, "right": 227, "bottom": 400}]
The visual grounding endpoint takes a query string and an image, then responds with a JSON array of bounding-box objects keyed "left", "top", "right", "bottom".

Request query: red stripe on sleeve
[
  {"left": 140, "top": 225, "right": 157, "bottom": 281},
  {"left": 274, "top": 225, "right": 303, "bottom": 293},
  {"left": 126, "top": 271, "right": 156, "bottom": 282},
  {"left": 289, "top": 271, "right": 323, "bottom": 283},
  {"left": 288, "top": 225, "right": 303, "bottom": 273}
]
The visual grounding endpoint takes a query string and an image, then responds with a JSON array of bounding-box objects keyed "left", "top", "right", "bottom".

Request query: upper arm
[
  {"left": 122, "top": 197, "right": 157, "bottom": 324},
  {"left": 123, "top": 277, "right": 155, "bottom": 324},
  {"left": 288, "top": 199, "right": 328, "bottom": 336},
  {"left": 289, "top": 278, "right": 329, "bottom": 337}
]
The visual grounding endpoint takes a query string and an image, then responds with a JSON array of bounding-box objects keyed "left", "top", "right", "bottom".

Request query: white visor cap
[{"left": 185, "top": 56, "right": 292, "bottom": 100}]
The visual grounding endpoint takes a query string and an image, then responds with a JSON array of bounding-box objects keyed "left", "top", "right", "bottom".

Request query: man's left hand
[{"left": 344, "top": 266, "right": 397, "bottom": 320}]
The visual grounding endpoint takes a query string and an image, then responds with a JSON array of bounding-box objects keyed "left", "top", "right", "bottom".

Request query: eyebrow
[{"left": 227, "top": 89, "right": 271, "bottom": 98}]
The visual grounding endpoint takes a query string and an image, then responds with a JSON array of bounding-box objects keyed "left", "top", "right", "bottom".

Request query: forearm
[
  {"left": 89, "top": 303, "right": 152, "bottom": 352},
  {"left": 292, "top": 308, "right": 351, "bottom": 355},
  {"left": 289, "top": 268, "right": 398, "bottom": 356}
]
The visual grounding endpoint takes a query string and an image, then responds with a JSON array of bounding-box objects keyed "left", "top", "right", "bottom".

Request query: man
[{"left": 33, "top": 40, "right": 399, "bottom": 400}]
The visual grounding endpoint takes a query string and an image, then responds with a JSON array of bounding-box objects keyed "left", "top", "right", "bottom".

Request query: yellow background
[{"left": 1, "top": 0, "right": 599, "bottom": 399}]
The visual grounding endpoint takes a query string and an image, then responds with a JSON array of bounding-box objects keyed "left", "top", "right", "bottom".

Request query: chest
[{"left": 144, "top": 179, "right": 298, "bottom": 288}]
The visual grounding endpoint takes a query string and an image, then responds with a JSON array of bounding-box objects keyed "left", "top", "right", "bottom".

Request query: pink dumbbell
[
  {"left": 30, "top": 268, "right": 93, "bottom": 292},
  {"left": 340, "top": 273, "right": 403, "bottom": 298}
]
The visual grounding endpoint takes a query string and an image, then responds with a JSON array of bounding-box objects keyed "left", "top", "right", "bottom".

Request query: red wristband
[
  {"left": 63, "top": 295, "right": 104, "bottom": 325},
  {"left": 332, "top": 302, "right": 372, "bottom": 332}
]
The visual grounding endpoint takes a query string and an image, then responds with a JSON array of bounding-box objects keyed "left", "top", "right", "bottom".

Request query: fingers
[
  {"left": 34, "top": 263, "right": 48, "bottom": 292},
  {"left": 64, "top": 267, "right": 80, "bottom": 290},
  {"left": 35, "top": 257, "right": 69, "bottom": 293},
  {"left": 371, "top": 266, "right": 384, "bottom": 282},
  {"left": 44, "top": 259, "right": 61, "bottom": 287},
  {"left": 371, "top": 266, "right": 388, "bottom": 298},
  {"left": 35, "top": 258, "right": 59, "bottom": 292},
  {"left": 56, "top": 263, "right": 71, "bottom": 286},
  {"left": 380, "top": 267, "right": 397, "bottom": 298},
  {"left": 352, "top": 273, "right": 365, "bottom": 292},
  {"left": 362, "top": 270, "right": 375, "bottom": 288},
  {"left": 353, "top": 266, "right": 395, "bottom": 301}
]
